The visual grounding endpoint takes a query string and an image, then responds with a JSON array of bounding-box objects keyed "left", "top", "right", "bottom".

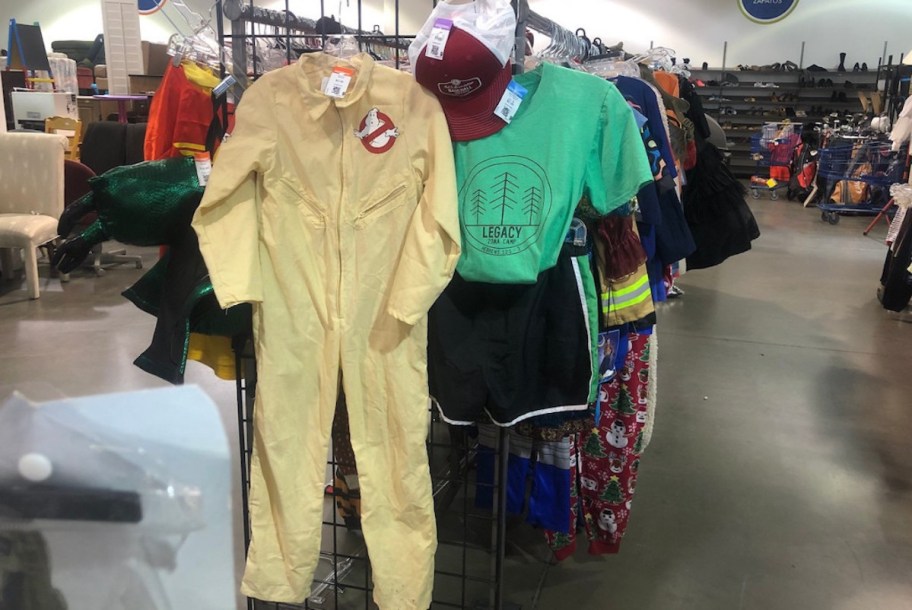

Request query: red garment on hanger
[{"left": 144, "top": 62, "right": 217, "bottom": 161}]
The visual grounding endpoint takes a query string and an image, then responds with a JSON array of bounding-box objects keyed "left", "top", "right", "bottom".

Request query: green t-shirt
[{"left": 453, "top": 62, "right": 654, "bottom": 283}]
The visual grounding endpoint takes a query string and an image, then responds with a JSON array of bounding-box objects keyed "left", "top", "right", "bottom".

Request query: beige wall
[
  {"left": 528, "top": 0, "right": 911, "bottom": 69},
  {"left": 1, "top": 0, "right": 909, "bottom": 69}
]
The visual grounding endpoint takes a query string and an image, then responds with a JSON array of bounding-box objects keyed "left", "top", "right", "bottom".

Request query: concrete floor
[{"left": 1, "top": 198, "right": 911, "bottom": 609}]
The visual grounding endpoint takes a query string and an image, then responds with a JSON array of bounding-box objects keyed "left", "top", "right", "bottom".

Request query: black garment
[
  {"left": 683, "top": 141, "right": 760, "bottom": 270},
  {"left": 654, "top": 173, "right": 696, "bottom": 265},
  {"left": 678, "top": 76, "right": 711, "bottom": 141},
  {"left": 879, "top": 212, "right": 912, "bottom": 312},
  {"left": 428, "top": 242, "right": 592, "bottom": 427},
  {"left": 81, "top": 122, "right": 146, "bottom": 176},
  {"left": 123, "top": 225, "right": 251, "bottom": 384}
]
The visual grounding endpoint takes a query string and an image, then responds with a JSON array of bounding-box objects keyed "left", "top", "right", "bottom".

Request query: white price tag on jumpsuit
[{"left": 324, "top": 67, "right": 355, "bottom": 98}]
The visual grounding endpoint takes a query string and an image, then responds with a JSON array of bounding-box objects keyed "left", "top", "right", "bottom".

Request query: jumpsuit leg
[
  {"left": 240, "top": 312, "right": 341, "bottom": 603},
  {"left": 343, "top": 312, "right": 437, "bottom": 610}
]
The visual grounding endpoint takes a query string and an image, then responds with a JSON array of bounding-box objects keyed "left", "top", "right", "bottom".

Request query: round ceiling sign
[
  {"left": 739, "top": 0, "right": 800, "bottom": 24},
  {"left": 138, "top": 0, "right": 168, "bottom": 15}
]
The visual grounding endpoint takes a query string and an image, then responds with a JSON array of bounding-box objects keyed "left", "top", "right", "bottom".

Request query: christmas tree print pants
[{"left": 545, "top": 328, "right": 652, "bottom": 559}]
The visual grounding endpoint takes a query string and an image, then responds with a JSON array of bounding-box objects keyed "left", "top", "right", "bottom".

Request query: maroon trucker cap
[{"left": 414, "top": 26, "right": 513, "bottom": 142}]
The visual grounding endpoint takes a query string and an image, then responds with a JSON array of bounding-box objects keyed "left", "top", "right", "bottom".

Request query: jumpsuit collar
[{"left": 296, "top": 52, "right": 376, "bottom": 120}]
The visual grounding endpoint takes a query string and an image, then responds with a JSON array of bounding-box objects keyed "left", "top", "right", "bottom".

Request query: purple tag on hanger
[{"left": 426, "top": 19, "right": 454, "bottom": 60}]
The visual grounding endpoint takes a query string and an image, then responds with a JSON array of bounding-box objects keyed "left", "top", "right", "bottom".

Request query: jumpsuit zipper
[
  {"left": 335, "top": 103, "right": 346, "bottom": 332},
  {"left": 355, "top": 184, "right": 408, "bottom": 226}
]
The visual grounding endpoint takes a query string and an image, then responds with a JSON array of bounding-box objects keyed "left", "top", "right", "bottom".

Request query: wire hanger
[
  {"left": 530, "top": 19, "right": 590, "bottom": 66},
  {"left": 324, "top": 34, "right": 361, "bottom": 59},
  {"left": 585, "top": 56, "right": 640, "bottom": 78},
  {"left": 165, "top": 1, "right": 222, "bottom": 68},
  {"left": 631, "top": 46, "right": 676, "bottom": 73}
]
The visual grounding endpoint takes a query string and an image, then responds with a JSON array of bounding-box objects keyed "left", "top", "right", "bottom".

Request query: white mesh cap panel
[{"left": 408, "top": 0, "right": 517, "bottom": 68}]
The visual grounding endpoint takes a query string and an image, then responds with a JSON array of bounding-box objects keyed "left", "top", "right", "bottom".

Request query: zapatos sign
[
  {"left": 738, "top": 0, "right": 799, "bottom": 24},
  {"left": 138, "top": 0, "right": 168, "bottom": 14}
]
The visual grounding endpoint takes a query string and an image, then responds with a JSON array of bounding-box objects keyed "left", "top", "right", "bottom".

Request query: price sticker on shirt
[
  {"left": 324, "top": 66, "right": 355, "bottom": 98},
  {"left": 194, "top": 152, "right": 212, "bottom": 186},
  {"left": 425, "top": 18, "right": 453, "bottom": 60},
  {"left": 494, "top": 80, "right": 528, "bottom": 124}
]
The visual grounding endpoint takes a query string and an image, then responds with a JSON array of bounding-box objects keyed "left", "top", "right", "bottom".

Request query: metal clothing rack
[
  {"left": 221, "top": 2, "right": 604, "bottom": 607},
  {"left": 512, "top": 0, "right": 591, "bottom": 63},
  {"left": 217, "top": 1, "right": 527, "bottom": 607},
  {"left": 220, "top": 0, "right": 411, "bottom": 99}
]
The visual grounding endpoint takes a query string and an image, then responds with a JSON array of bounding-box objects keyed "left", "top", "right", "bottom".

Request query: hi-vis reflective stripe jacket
[
  {"left": 192, "top": 52, "right": 460, "bottom": 610},
  {"left": 596, "top": 220, "right": 655, "bottom": 327}
]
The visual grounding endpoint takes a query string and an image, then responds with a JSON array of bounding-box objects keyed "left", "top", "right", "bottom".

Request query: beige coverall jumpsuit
[{"left": 192, "top": 53, "right": 461, "bottom": 609}]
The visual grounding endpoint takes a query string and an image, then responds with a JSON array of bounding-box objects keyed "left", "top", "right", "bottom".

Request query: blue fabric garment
[
  {"left": 612, "top": 75, "right": 678, "bottom": 179},
  {"left": 474, "top": 426, "right": 572, "bottom": 533}
]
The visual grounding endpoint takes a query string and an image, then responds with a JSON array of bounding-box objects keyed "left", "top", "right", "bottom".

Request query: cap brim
[{"left": 437, "top": 61, "right": 514, "bottom": 142}]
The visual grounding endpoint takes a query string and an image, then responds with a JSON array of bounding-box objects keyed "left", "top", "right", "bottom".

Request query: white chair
[{"left": 0, "top": 132, "right": 67, "bottom": 299}]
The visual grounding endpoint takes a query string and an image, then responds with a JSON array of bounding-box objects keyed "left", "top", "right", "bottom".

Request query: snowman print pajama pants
[{"left": 545, "top": 328, "right": 652, "bottom": 558}]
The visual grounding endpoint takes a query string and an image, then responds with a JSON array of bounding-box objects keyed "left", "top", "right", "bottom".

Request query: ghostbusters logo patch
[{"left": 354, "top": 108, "right": 400, "bottom": 154}]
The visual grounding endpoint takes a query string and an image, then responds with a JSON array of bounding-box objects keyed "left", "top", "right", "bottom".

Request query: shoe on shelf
[
  {"left": 853, "top": 62, "right": 861, "bottom": 72},
  {"left": 702, "top": 61, "right": 709, "bottom": 70},
  {"left": 837, "top": 52, "right": 847, "bottom": 72},
  {"left": 783, "top": 60, "right": 799, "bottom": 71},
  {"left": 844, "top": 80, "right": 854, "bottom": 88},
  {"left": 806, "top": 64, "right": 828, "bottom": 72},
  {"left": 861, "top": 62, "right": 868, "bottom": 71},
  {"left": 754, "top": 81, "right": 780, "bottom": 88}
]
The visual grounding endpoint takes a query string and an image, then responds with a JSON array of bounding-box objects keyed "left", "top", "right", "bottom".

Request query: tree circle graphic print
[{"left": 460, "top": 156, "right": 552, "bottom": 256}]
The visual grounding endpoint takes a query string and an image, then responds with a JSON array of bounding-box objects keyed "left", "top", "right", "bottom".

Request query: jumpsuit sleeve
[
  {"left": 191, "top": 79, "right": 275, "bottom": 308},
  {"left": 585, "top": 84, "right": 655, "bottom": 216},
  {"left": 386, "top": 92, "right": 461, "bottom": 325}
]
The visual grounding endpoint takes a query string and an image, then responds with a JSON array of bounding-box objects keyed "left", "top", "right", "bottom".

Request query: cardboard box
[
  {"left": 77, "top": 96, "right": 120, "bottom": 123},
  {"left": 141, "top": 41, "right": 170, "bottom": 76},
  {"left": 129, "top": 74, "right": 163, "bottom": 95},
  {"left": 94, "top": 64, "right": 107, "bottom": 78},
  {"left": 95, "top": 77, "right": 109, "bottom": 93}
]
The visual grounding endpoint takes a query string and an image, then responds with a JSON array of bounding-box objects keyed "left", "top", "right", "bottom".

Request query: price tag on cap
[
  {"left": 494, "top": 80, "right": 528, "bottom": 124},
  {"left": 324, "top": 66, "right": 355, "bottom": 98},
  {"left": 194, "top": 152, "right": 212, "bottom": 186},
  {"left": 425, "top": 18, "right": 453, "bottom": 60}
]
